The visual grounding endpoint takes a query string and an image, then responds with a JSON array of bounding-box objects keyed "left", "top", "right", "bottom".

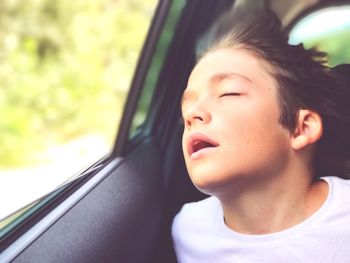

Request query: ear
[{"left": 291, "top": 109, "right": 323, "bottom": 150}]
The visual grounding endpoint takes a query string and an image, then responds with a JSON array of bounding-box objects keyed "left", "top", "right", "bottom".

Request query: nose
[{"left": 182, "top": 99, "right": 211, "bottom": 128}]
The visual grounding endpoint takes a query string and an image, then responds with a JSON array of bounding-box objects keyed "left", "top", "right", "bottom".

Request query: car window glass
[
  {"left": 129, "top": 0, "right": 186, "bottom": 139},
  {"left": 289, "top": 5, "right": 350, "bottom": 66},
  {"left": 0, "top": 0, "right": 157, "bottom": 229}
]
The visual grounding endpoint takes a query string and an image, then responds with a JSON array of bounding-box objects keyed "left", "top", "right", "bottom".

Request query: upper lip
[{"left": 186, "top": 132, "right": 219, "bottom": 156}]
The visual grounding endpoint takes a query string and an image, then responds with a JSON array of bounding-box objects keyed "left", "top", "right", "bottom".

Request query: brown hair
[{"left": 197, "top": 9, "right": 350, "bottom": 178}]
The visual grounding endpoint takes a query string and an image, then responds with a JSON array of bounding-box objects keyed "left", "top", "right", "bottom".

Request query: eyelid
[{"left": 219, "top": 92, "right": 241, "bottom": 97}]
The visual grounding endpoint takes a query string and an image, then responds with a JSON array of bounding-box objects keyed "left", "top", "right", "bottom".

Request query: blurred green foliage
[
  {"left": 0, "top": 0, "right": 157, "bottom": 167},
  {"left": 303, "top": 29, "right": 350, "bottom": 67}
]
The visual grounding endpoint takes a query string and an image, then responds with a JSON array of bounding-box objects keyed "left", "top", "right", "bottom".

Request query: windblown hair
[{"left": 197, "top": 9, "right": 350, "bottom": 178}]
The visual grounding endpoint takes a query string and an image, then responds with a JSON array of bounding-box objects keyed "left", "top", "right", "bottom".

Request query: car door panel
[{"left": 6, "top": 141, "right": 162, "bottom": 263}]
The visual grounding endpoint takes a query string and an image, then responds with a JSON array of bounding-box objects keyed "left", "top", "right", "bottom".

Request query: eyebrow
[{"left": 181, "top": 72, "right": 251, "bottom": 106}]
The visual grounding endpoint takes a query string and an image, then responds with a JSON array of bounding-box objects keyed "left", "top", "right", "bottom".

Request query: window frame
[
  {"left": 0, "top": 0, "right": 173, "bottom": 254},
  {"left": 113, "top": 0, "right": 174, "bottom": 156}
]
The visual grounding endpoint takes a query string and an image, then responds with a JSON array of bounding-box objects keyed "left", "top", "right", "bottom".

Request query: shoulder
[
  {"left": 171, "top": 196, "right": 219, "bottom": 237},
  {"left": 322, "top": 176, "right": 350, "bottom": 215},
  {"left": 324, "top": 176, "right": 350, "bottom": 196},
  {"left": 171, "top": 196, "right": 221, "bottom": 258},
  {"left": 171, "top": 197, "right": 225, "bottom": 261},
  {"left": 173, "top": 197, "right": 218, "bottom": 222}
]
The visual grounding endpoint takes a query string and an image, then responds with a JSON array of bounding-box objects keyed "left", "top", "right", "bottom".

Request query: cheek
[
  {"left": 219, "top": 102, "right": 287, "bottom": 153},
  {"left": 220, "top": 120, "right": 262, "bottom": 158},
  {"left": 216, "top": 120, "right": 290, "bottom": 181}
]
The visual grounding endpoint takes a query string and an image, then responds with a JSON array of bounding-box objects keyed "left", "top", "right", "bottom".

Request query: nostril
[
  {"left": 185, "top": 116, "right": 204, "bottom": 127},
  {"left": 183, "top": 102, "right": 210, "bottom": 127},
  {"left": 194, "top": 116, "right": 204, "bottom": 121},
  {"left": 186, "top": 116, "right": 206, "bottom": 128}
]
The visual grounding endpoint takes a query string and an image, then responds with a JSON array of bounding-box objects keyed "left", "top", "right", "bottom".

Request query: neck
[{"left": 218, "top": 168, "right": 328, "bottom": 235}]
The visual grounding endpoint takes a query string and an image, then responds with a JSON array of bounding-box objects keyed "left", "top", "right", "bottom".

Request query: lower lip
[{"left": 190, "top": 147, "right": 217, "bottom": 160}]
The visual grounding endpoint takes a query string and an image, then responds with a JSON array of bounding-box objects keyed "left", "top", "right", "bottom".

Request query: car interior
[{"left": 1, "top": 0, "right": 349, "bottom": 262}]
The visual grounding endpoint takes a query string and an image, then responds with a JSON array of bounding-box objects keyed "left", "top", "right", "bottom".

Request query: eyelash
[{"left": 219, "top": 92, "right": 241, "bottom": 98}]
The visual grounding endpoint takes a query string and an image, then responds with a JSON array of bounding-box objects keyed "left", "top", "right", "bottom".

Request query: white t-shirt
[{"left": 172, "top": 176, "right": 350, "bottom": 263}]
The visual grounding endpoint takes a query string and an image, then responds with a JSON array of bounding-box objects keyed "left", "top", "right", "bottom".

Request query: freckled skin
[{"left": 182, "top": 48, "right": 293, "bottom": 197}]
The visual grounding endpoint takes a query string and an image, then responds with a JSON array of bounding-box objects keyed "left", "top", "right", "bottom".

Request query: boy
[{"left": 172, "top": 9, "right": 350, "bottom": 263}]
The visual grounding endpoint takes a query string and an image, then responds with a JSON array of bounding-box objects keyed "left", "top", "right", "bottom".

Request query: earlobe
[{"left": 291, "top": 109, "right": 323, "bottom": 150}]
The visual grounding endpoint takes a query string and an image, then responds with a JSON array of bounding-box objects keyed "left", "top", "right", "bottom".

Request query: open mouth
[
  {"left": 187, "top": 133, "right": 219, "bottom": 157},
  {"left": 192, "top": 140, "right": 216, "bottom": 153}
]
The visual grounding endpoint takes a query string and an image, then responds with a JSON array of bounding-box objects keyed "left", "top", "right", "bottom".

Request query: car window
[
  {"left": 289, "top": 5, "right": 350, "bottom": 66},
  {"left": 0, "top": 0, "right": 158, "bottom": 232},
  {"left": 128, "top": 0, "right": 186, "bottom": 139}
]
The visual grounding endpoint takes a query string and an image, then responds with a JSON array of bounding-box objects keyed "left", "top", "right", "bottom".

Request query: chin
[
  {"left": 188, "top": 167, "right": 232, "bottom": 196},
  {"left": 188, "top": 164, "right": 265, "bottom": 197}
]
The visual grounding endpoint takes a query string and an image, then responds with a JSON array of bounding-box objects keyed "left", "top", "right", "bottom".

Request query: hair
[{"left": 197, "top": 8, "right": 350, "bottom": 178}]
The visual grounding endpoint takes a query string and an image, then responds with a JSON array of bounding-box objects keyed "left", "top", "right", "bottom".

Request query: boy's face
[{"left": 181, "top": 48, "right": 293, "bottom": 196}]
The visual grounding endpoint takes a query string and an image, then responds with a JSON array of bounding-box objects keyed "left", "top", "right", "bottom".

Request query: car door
[{"left": 0, "top": 0, "right": 231, "bottom": 262}]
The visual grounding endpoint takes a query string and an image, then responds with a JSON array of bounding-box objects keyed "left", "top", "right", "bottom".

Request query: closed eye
[{"left": 219, "top": 92, "right": 241, "bottom": 97}]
